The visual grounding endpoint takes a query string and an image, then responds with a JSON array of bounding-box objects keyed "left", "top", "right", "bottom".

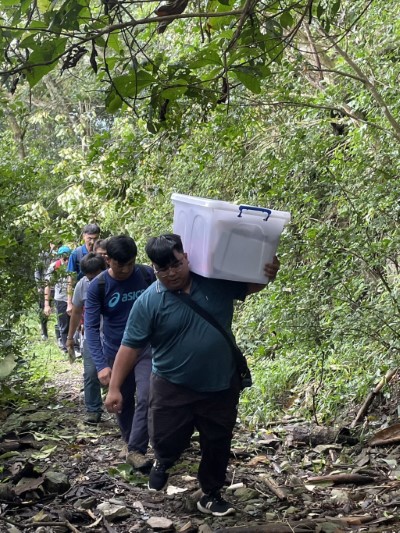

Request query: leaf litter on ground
[{"left": 2, "top": 362, "right": 400, "bottom": 531}]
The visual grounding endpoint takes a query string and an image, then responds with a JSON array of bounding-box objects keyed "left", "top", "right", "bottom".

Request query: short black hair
[
  {"left": 82, "top": 223, "right": 101, "bottom": 235},
  {"left": 145, "top": 234, "right": 183, "bottom": 267},
  {"left": 94, "top": 238, "right": 108, "bottom": 251},
  {"left": 80, "top": 253, "right": 106, "bottom": 275},
  {"left": 106, "top": 235, "right": 137, "bottom": 263}
]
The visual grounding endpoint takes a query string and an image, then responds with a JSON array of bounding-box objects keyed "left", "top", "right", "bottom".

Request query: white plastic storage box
[{"left": 172, "top": 193, "right": 291, "bottom": 284}]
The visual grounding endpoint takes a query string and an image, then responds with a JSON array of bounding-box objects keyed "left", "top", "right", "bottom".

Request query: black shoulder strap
[
  {"left": 97, "top": 270, "right": 106, "bottom": 313},
  {"left": 137, "top": 264, "right": 153, "bottom": 287},
  {"left": 75, "top": 246, "right": 84, "bottom": 272},
  {"left": 171, "top": 291, "right": 243, "bottom": 369}
]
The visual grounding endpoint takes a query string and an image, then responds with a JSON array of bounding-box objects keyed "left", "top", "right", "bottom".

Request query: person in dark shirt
[
  {"left": 105, "top": 234, "right": 280, "bottom": 517},
  {"left": 67, "top": 223, "right": 101, "bottom": 315},
  {"left": 85, "top": 235, "right": 155, "bottom": 469}
]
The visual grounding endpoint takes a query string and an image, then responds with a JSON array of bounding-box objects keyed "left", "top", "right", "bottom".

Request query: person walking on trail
[
  {"left": 93, "top": 239, "right": 109, "bottom": 261},
  {"left": 34, "top": 243, "right": 57, "bottom": 340},
  {"left": 69, "top": 238, "right": 109, "bottom": 356},
  {"left": 105, "top": 234, "right": 280, "bottom": 517},
  {"left": 66, "top": 253, "right": 107, "bottom": 424},
  {"left": 85, "top": 235, "right": 156, "bottom": 469},
  {"left": 67, "top": 223, "right": 101, "bottom": 315},
  {"left": 44, "top": 246, "right": 72, "bottom": 353}
]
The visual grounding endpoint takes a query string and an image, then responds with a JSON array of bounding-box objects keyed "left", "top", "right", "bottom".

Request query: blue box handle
[{"left": 238, "top": 205, "right": 272, "bottom": 221}]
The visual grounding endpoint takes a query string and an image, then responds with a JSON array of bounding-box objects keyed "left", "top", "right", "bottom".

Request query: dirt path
[{"left": 1, "top": 359, "right": 400, "bottom": 532}]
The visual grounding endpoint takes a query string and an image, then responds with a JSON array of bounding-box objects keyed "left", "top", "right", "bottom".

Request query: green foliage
[
  {"left": 0, "top": 0, "right": 400, "bottom": 427},
  {"left": 0, "top": 314, "right": 62, "bottom": 413},
  {"left": 108, "top": 464, "right": 148, "bottom": 485},
  {"left": 0, "top": 0, "right": 345, "bottom": 125}
]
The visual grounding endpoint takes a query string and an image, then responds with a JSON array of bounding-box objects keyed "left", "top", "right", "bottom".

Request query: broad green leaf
[
  {"left": 161, "top": 79, "right": 188, "bottom": 99},
  {"left": 232, "top": 69, "right": 261, "bottom": 93},
  {"left": 106, "top": 32, "right": 121, "bottom": 53},
  {"left": 280, "top": 11, "right": 294, "bottom": 28},
  {"left": 208, "top": 14, "right": 235, "bottom": 30},
  {"left": 94, "top": 36, "right": 107, "bottom": 47},
  {"left": 207, "top": 0, "right": 238, "bottom": 30},
  {"left": 332, "top": 0, "right": 341, "bottom": 16},
  {"left": 19, "top": 34, "right": 39, "bottom": 50},
  {"left": 105, "top": 91, "right": 122, "bottom": 113},
  {"left": 37, "top": 0, "right": 51, "bottom": 13},
  {"left": 0, "top": 451, "right": 21, "bottom": 459},
  {"left": 136, "top": 70, "right": 156, "bottom": 91},
  {"left": 113, "top": 74, "right": 138, "bottom": 97},
  {"left": 108, "top": 464, "right": 147, "bottom": 484},
  {"left": 28, "top": 21, "right": 49, "bottom": 29},
  {"left": 189, "top": 51, "right": 222, "bottom": 69},
  {"left": 200, "top": 66, "right": 222, "bottom": 81},
  {"left": 104, "top": 57, "right": 118, "bottom": 70},
  {"left": 26, "top": 65, "right": 58, "bottom": 87},
  {"left": 31, "top": 445, "right": 58, "bottom": 460},
  {"left": 266, "top": 0, "right": 280, "bottom": 13},
  {"left": 216, "top": 29, "right": 235, "bottom": 40},
  {"left": 24, "top": 38, "right": 67, "bottom": 87},
  {"left": 21, "top": 0, "right": 32, "bottom": 12},
  {"left": 228, "top": 47, "right": 264, "bottom": 66},
  {"left": 112, "top": 69, "right": 155, "bottom": 98},
  {"left": 0, "top": 0, "right": 20, "bottom": 5}
]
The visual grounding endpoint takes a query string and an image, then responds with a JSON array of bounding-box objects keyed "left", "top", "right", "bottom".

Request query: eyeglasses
[{"left": 154, "top": 259, "right": 185, "bottom": 278}]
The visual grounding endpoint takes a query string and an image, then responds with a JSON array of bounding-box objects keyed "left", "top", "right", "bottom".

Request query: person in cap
[
  {"left": 44, "top": 245, "right": 72, "bottom": 353},
  {"left": 67, "top": 223, "right": 101, "bottom": 316},
  {"left": 34, "top": 243, "right": 57, "bottom": 340}
]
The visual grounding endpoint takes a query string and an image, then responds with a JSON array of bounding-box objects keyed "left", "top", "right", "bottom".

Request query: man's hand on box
[{"left": 264, "top": 255, "right": 280, "bottom": 282}]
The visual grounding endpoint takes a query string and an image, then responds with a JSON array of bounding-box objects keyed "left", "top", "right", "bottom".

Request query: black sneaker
[
  {"left": 86, "top": 412, "right": 102, "bottom": 425},
  {"left": 148, "top": 460, "right": 170, "bottom": 491},
  {"left": 197, "top": 493, "right": 235, "bottom": 517}
]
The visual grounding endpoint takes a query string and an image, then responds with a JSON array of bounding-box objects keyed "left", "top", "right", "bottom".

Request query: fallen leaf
[
  {"left": 166, "top": 484, "right": 188, "bottom": 495},
  {"left": 247, "top": 454, "right": 270, "bottom": 466},
  {"left": 14, "top": 476, "right": 45, "bottom": 496},
  {"left": 147, "top": 516, "right": 174, "bottom": 529},
  {"left": 369, "top": 424, "right": 400, "bottom": 446}
]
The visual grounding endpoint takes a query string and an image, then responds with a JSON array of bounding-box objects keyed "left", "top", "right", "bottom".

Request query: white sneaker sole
[
  {"left": 147, "top": 481, "right": 168, "bottom": 492},
  {"left": 197, "top": 501, "right": 235, "bottom": 517}
]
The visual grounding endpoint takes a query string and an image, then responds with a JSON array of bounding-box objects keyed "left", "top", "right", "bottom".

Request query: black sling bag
[{"left": 171, "top": 291, "right": 252, "bottom": 390}]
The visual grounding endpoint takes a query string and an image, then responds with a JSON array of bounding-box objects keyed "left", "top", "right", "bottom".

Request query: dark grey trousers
[
  {"left": 148, "top": 372, "right": 241, "bottom": 495},
  {"left": 55, "top": 300, "right": 69, "bottom": 350}
]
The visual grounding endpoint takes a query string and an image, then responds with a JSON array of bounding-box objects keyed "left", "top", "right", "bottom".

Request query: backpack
[
  {"left": 97, "top": 264, "right": 153, "bottom": 312},
  {"left": 75, "top": 246, "right": 85, "bottom": 276}
]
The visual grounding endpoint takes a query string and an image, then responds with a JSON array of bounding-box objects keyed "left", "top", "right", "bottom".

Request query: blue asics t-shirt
[{"left": 85, "top": 265, "right": 155, "bottom": 371}]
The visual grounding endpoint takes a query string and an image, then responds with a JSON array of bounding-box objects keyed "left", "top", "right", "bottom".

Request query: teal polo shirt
[{"left": 121, "top": 273, "right": 248, "bottom": 392}]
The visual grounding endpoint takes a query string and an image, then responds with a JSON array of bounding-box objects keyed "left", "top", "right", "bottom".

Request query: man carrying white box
[{"left": 105, "top": 234, "right": 280, "bottom": 517}]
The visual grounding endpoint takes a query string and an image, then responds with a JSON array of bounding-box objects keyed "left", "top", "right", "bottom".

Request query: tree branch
[
  {"left": 0, "top": 9, "right": 244, "bottom": 77},
  {"left": 319, "top": 25, "right": 400, "bottom": 142}
]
